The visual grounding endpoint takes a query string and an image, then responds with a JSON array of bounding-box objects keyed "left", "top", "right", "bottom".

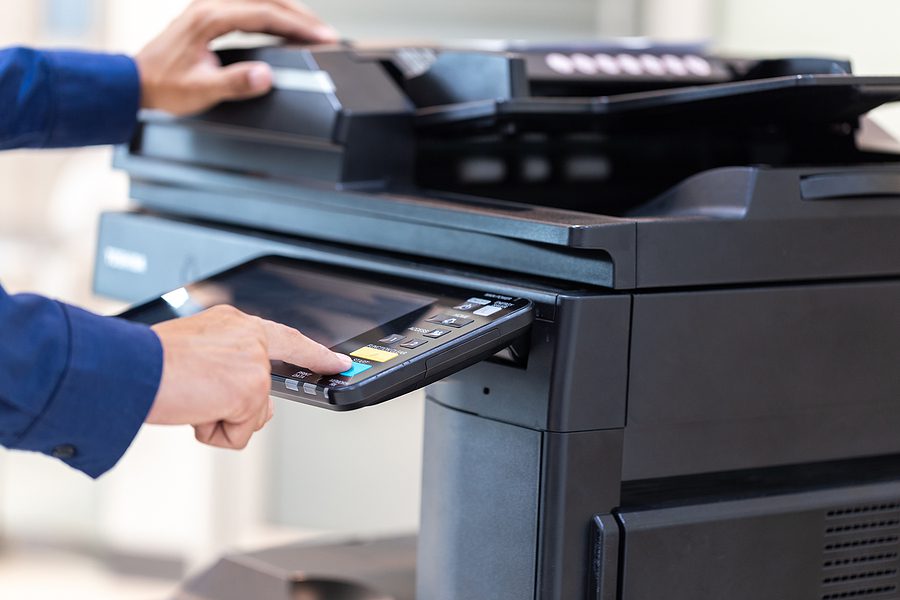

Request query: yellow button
[{"left": 350, "top": 346, "right": 399, "bottom": 363}]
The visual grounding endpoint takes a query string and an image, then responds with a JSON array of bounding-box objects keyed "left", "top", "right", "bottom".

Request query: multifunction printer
[{"left": 95, "top": 41, "right": 900, "bottom": 599}]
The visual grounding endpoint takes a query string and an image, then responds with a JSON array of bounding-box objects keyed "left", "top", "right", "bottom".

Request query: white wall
[{"left": 713, "top": 0, "right": 900, "bottom": 139}]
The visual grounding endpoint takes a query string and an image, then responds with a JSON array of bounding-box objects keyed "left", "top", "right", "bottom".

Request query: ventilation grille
[{"left": 822, "top": 502, "right": 900, "bottom": 599}]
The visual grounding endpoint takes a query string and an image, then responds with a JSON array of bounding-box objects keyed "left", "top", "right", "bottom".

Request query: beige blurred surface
[{"left": 0, "top": 546, "right": 176, "bottom": 600}]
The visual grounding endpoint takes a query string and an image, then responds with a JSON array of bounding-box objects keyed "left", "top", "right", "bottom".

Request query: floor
[{"left": 0, "top": 545, "right": 177, "bottom": 600}]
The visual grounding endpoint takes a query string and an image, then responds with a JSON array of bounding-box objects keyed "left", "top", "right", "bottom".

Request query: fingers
[
  {"left": 208, "top": 61, "right": 274, "bottom": 102},
  {"left": 191, "top": 1, "right": 339, "bottom": 44},
  {"left": 194, "top": 414, "right": 265, "bottom": 450},
  {"left": 259, "top": 318, "right": 353, "bottom": 374},
  {"left": 194, "top": 393, "right": 270, "bottom": 449}
]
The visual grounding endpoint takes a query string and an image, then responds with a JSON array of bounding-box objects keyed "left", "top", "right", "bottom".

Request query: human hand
[
  {"left": 135, "top": 0, "right": 339, "bottom": 116},
  {"left": 147, "top": 305, "right": 352, "bottom": 449}
]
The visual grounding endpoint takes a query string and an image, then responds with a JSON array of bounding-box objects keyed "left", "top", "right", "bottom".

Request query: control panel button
[
  {"left": 467, "top": 298, "right": 492, "bottom": 305},
  {"left": 661, "top": 54, "right": 688, "bottom": 76},
  {"left": 684, "top": 54, "right": 712, "bottom": 76},
  {"left": 350, "top": 346, "right": 400, "bottom": 362},
  {"left": 423, "top": 329, "right": 451, "bottom": 338},
  {"left": 303, "top": 383, "right": 318, "bottom": 395},
  {"left": 473, "top": 305, "right": 503, "bottom": 317},
  {"left": 400, "top": 339, "right": 428, "bottom": 349},
  {"left": 454, "top": 303, "right": 478, "bottom": 311},
  {"left": 617, "top": 53, "right": 642, "bottom": 75},
  {"left": 639, "top": 54, "right": 666, "bottom": 76},
  {"left": 442, "top": 316, "right": 473, "bottom": 328},
  {"left": 595, "top": 53, "right": 620, "bottom": 75},
  {"left": 378, "top": 334, "right": 406, "bottom": 345},
  {"left": 340, "top": 362, "right": 374, "bottom": 378},
  {"left": 571, "top": 53, "right": 598, "bottom": 75},
  {"left": 426, "top": 314, "right": 474, "bottom": 328},
  {"left": 545, "top": 52, "right": 575, "bottom": 75}
]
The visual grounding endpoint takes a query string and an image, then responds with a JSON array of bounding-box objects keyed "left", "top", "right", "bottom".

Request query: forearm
[
  {"left": 0, "top": 286, "right": 162, "bottom": 477},
  {"left": 0, "top": 47, "right": 140, "bottom": 149}
]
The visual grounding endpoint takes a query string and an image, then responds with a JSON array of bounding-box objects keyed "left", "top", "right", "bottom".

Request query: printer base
[{"left": 172, "top": 536, "right": 416, "bottom": 600}]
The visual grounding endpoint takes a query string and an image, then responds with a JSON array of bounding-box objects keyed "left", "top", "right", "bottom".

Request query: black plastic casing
[
  {"left": 95, "top": 212, "right": 900, "bottom": 599},
  {"left": 94, "top": 43, "right": 900, "bottom": 600}
]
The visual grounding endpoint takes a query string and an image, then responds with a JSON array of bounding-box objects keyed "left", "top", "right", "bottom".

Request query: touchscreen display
[{"left": 126, "top": 260, "right": 437, "bottom": 349}]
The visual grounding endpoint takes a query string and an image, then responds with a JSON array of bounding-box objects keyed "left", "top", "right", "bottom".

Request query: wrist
[{"left": 134, "top": 52, "right": 157, "bottom": 111}]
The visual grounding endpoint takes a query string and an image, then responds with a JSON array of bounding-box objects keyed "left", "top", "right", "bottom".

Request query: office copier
[{"left": 94, "top": 41, "right": 900, "bottom": 599}]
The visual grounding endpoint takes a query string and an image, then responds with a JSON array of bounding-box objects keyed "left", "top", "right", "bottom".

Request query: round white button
[
  {"left": 594, "top": 53, "right": 621, "bottom": 75},
  {"left": 661, "top": 54, "right": 688, "bottom": 76},
  {"left": 639, "top": 54, "right": 666, "bottom": 76},
  {"left": 546, "top": 53, "right": 575, "bottom": 75},
  {"left": 684, "top": 54, "right": 712, "bottom": 77},
  {"left": 617, "top": 53, "right": 643, "bottom": 76},
  {"left": 571, "top": 53, "right": 598, "bottom": 75}
]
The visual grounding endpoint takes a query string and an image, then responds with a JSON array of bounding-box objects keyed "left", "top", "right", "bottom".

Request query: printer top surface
[{"left": 120, "top": 41, "right": 900, "bottom": 289}]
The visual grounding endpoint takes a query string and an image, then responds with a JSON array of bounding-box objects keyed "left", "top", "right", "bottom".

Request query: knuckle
[
  {"left": 235, "top": 369, "right": 270, "bottom": 413},
  {"left": 250, "top": 381, "right": 268, "bottom": 400},
  {"left": 188, "top": 2, "right": 213, "bottom": 22},
  {"left": 254, "top": 369, "right": 271, "bottom": 396},
  {"left": 198, "top": 11, "right": 225, "bottom": 35},
  {"left": 253, "top": 5, "right": 281, "bottom": 33},
  {"left": 251, "top": 341, "right": 269, "bottom": 364},
  {"left": 210, "top": 304, "right": 237, "bottom": 317},
  {"left": 226, "top": 392, "right": 246, "bottom": 418}
]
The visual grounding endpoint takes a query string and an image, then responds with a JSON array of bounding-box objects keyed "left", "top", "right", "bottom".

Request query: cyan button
[{"left": 340, "top": 362, "right": 374, "bottom": 378}]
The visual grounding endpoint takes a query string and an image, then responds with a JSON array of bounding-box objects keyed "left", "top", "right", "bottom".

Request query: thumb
[{"left": 209, "top": 61, "right": 273, "bottom": 103}]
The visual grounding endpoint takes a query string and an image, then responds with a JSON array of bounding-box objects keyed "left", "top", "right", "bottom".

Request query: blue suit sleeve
[
  {"left": 0, "top": 285, "right": 162, "bottom": 478},
  {"left": 0, "top": 47, "right": 140, "bottom": 149}
]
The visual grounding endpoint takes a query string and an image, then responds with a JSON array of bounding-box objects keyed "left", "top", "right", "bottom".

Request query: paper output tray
[{"left": 415, "top": 74, "right": 900, "bottom": 130}]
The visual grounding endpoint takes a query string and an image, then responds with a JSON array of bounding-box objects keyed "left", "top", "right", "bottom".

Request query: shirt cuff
[
  {"left": 13, "top": 304, "right": 162, "bottom": 478},
  {"left": 44, "top": 51, "right": 140, "bottom": 147}
]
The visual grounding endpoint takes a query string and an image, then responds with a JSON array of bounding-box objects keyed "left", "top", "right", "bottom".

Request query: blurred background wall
[{"left": 1, "top": 0, "right": 900, "bottom": 597}]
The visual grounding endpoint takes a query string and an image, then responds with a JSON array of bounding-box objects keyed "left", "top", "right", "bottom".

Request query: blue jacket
[{"left": 0, "top": 47, "right": 162, "bottom": 478}]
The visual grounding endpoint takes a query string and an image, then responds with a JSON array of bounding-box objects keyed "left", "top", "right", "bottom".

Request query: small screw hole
[{"left": 483, "top": 387, "right": 491, "bottom": 395}]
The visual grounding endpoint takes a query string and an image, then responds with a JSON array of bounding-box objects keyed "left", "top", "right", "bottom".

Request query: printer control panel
[
  {"left": 120, "top": 255, "right": 533, "bottom": 411},
  {"left": 275, "top": 293, "right": 530, "bottom": 401}
]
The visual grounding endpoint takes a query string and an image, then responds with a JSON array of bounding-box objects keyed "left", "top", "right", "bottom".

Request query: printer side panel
[
  {"left": 417, "top": 400, "right": 543, "bottom": 600},
  {"left": 419, "top": 295, "right": 632, "bottom": 600},
  {"left": 617, "top": 481, "right": 900, "bottom": 600},
  {"left": 623, "top": 281, "right": 900, "bottom": 481}
]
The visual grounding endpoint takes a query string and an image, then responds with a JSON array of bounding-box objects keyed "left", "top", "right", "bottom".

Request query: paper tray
[{"left": 415, "top": 74, "right": 900, "bottom": 130}]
